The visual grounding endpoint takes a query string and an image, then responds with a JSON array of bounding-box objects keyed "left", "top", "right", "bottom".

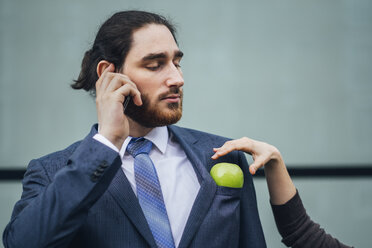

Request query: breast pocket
[
  {"left": 214, "top": 186, "right": 242, "bottom": 228},
  {"left": 215, "top": 185, "right": 242, "bottom": 197},
  {"left": 192, "top": 186, "right": 242, "bottom": 248}
]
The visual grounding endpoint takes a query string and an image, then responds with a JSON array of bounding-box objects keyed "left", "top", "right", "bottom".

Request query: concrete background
[{"left": 1, "top": 0, "right": 371, "bottom": 247}]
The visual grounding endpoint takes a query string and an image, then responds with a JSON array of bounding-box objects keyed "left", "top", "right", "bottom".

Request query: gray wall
[{"left": 1, "top": 0, "right": 371, "bottom": 247}]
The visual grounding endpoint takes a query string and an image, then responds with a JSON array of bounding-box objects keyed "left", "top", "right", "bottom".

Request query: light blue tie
[{"left": 127, "top": 138, "right": 175, "bottom": 248}]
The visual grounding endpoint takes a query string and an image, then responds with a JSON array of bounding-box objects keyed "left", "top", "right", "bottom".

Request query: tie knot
[{"left": 126, "top": 138, "right": 153, "bottom": 157}]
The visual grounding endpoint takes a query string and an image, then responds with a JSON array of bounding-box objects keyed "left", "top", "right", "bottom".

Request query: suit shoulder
[
  {"left": 36, "top": 140, "right": 81, "bottom": 162},
  {"left": 28, "top": 140, "right": 82, "bottom": 178},
  {"left": 35, "top": 124, "right": 98, "bottom": 163}
]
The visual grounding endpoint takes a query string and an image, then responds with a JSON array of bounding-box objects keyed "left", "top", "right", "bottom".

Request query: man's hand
[
  {"left": 211, "top": 137, "right": 283, "bottom": 175},
  {"left": 95, "top": 63, "right": 142, "bottom": 149}
]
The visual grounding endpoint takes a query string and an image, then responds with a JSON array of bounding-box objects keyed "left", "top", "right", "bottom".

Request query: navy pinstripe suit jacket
[{"left": 3, "top": 124, "right": 266, "bottom": 248}]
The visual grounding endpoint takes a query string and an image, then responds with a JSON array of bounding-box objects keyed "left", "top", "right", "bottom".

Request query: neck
[{"left": 128, "top": 118, "right": 154, "bottom": 137}]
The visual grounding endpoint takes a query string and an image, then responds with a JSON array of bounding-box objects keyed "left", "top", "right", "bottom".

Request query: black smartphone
[{"left": 123, "top": 95, "right": 131, "bottom": 114}]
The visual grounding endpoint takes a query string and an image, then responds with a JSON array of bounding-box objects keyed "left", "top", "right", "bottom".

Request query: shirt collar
[
  {"left": 120, "top": 126, "right": 168, "bottom": 158},
  {"left": 144, "top": 126, "right": 168, "bottom": 154}
]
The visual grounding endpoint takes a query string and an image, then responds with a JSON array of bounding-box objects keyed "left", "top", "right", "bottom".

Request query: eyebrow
[{"left": 141, "top": 50, "right": 184, "bottom": 62}]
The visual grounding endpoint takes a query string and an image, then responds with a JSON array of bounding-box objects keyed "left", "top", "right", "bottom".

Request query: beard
[{"left": 124, "top": 87, "right": 183, "bottom": 128}]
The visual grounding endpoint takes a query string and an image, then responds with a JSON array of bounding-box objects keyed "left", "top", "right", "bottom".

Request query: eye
[
  {"left": 146, "top": 65, "right": 160, "bottom": 71},
  {"left": 174, "top": 60, "right": 182, "bottom": 68},
  {"left": 145, "top": 61, "right": 164, "bottom": 71},
  {"left": 146, "top": 64, "right": 160, "bottom": 71}
]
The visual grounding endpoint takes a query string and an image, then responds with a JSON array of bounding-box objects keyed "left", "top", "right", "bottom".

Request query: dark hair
[{"left": 71, "top": 10, "right": 177, "bottom": 96}]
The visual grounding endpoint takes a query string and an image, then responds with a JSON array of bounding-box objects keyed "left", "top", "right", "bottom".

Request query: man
[{"left": 3, "top": 11, "right": 266, "bottom": 248}]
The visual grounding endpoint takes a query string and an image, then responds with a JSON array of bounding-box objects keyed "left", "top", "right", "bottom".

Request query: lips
[
  {"left": 161, "top": 94, "right": 181, "bottom": 103},
  {"left": 161, "top": 94, "right": 180, "bottom": 100}
]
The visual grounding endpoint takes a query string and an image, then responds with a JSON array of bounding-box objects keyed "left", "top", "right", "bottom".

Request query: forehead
[{"left": 129, "top": 24, "right": 179, "bottom": 58}]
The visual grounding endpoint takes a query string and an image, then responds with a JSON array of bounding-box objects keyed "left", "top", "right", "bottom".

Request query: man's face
[{"left": 122, "top": 24, "right": 184, "bottom": 128}]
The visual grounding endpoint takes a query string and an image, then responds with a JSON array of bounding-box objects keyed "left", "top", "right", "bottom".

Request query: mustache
[{"left": 158, "top": 87, "right": 183, "bottom": 100}]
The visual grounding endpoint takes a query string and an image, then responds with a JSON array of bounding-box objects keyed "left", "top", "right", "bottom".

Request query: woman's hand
[
  {"left": 211, "top": 136, "right": 296, "bottom": 205},
  {"left": 212, "top": 137, "right": 282, "bottom": 175}
]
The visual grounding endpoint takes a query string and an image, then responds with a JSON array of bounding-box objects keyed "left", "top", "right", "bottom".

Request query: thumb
[
  {"left": 249, "top": 165, "right": 257, "bottom": 175},
  {"left": 249, "top": 157, "right": 265, "bottom": 175}
]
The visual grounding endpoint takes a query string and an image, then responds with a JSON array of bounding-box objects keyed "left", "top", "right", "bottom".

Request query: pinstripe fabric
[{"left": 127, "top": 138, "right": 175, "bottom": 248}]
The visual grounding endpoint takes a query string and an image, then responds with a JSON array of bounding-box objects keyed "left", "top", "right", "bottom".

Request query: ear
[{"left": 96, "top": 60, "right": 113, "bottom": 78}]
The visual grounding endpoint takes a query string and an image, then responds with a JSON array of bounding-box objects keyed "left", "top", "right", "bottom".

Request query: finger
[
  {"left": 99, "top": 72, "right": 117, "bottom": 92},
  {"left": 102, "top": 63, "right": 115, "bottom": 75},
  {"left": 249, "top": 160, "right": 262, "bottom": 175},
  {"left": 132, "top": 91, "right": 143, "bottom": 106},
  {"left": 211, "top": 137, "right": 253, "bottom": 159},
  {"left": 113, "top": 74, "right": 142, "bottom": 106},
  {"left": 98, "top": 75, "right": 121, "bottom": 94},
  {"left": 96, "top": 73, "right": 115, "bottom": 96},
  {"left": 96, "top": 64, "right": 115, "bottom": 92},
  {"left": 96, "top": 63, "right": 114, "bottom": 85},
  {"left": 211, "top": 141, "right": 236, "bottom": 159},
  {"left": 115, "top": 84, "right": 142, "bottom": 106},
  {"left": 105, "top": 73, "right": 136, "bottom": 92},
  {"left": 249, "top": 157, "right": 265, "bottom": 175},
  {"left": 249, "top": 165, "right": 256, "bottom": 175}
]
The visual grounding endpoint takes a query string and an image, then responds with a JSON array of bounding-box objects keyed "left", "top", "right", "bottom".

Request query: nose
[{"left": 165, "top": 64, "right": 184, "bottom": 88}]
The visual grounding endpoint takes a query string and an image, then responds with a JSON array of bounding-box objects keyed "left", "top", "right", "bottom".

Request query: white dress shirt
[{"left": 94, "top": 126, "right": 200, "bottom": 247}]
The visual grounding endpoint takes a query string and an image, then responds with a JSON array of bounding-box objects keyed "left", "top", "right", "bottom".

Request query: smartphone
[{"left": 123, "top": 95, "right": 131, "bottom": 114}]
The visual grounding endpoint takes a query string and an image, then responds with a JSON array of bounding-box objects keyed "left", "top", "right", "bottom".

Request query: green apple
[{"left": 210, "top": 163, "right": 244, "bottom": 188}]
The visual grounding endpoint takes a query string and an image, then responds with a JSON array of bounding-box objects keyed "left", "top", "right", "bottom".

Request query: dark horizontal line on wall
[
  {"left": 1, "top": 165, "right": 372, "bottom": 181},
  {"left": 255, "top": 166, "right": 372, "bottom": 178},
  {"left": 0, "top": 169, "right": 26, "bottom": 180}
]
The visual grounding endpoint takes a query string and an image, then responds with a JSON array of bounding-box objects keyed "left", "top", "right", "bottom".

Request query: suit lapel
[
  {"left": 87, "top": 124, "right": 156, "bottom": 247},
  {"left": 107, "top": 167, "right": 157, "bottom": 247},
  {"left": 168, "top": 125, "right": 217, "bottom": 248},
  {"left": 88, "top": 124, "right": 156, "bottom": 247}
]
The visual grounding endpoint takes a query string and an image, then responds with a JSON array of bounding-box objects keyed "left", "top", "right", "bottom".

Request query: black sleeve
[{"left": 270, "top": 191, "right": 353, "bottom": 248}]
